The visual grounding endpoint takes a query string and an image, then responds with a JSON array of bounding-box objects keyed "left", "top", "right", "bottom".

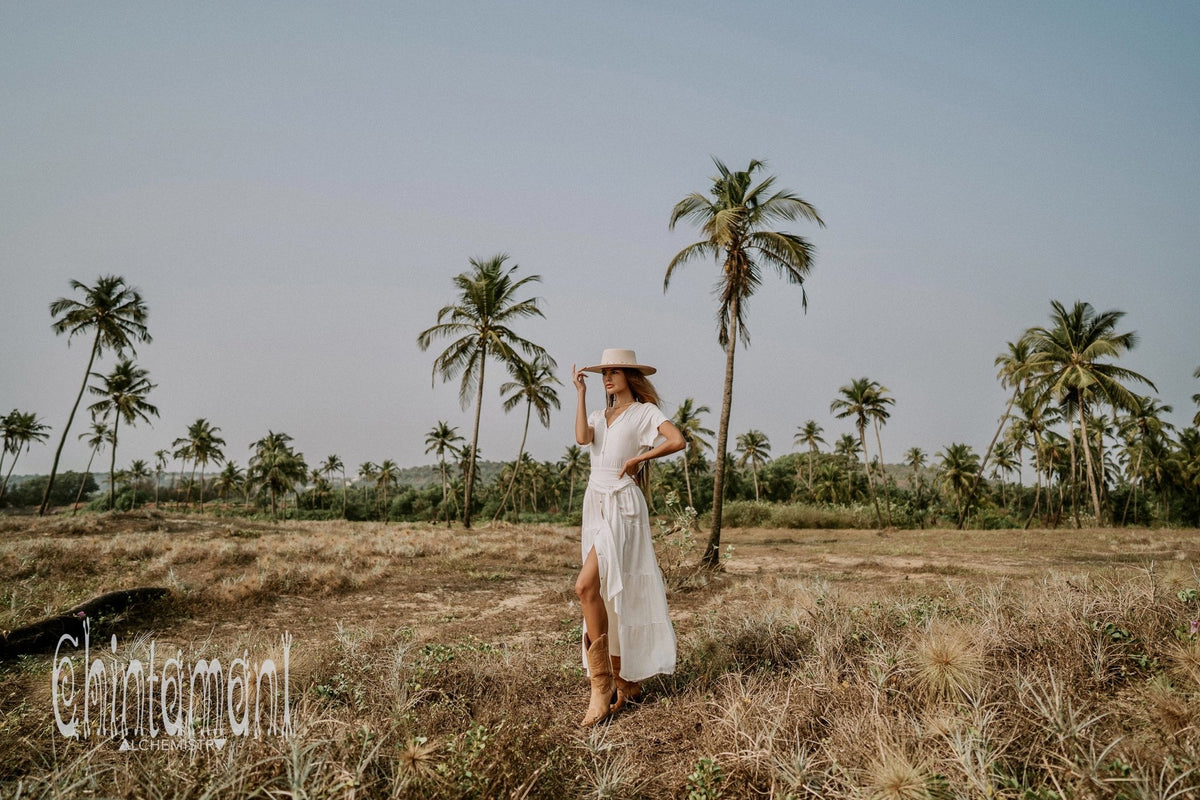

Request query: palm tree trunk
[
  {"left": 682, "top": 451, "right": 694, "bottom": 508},
  {"left": 72, "top": 446, "right": 100, "bottom": 515},
  {"left": 1121, "top": 447, "right": 1144, "bottom": 525},
  {"left": 108, "top": 415, "right": 120, "bottom": 511},
  {"left": 40, "top": 334, "right": 101, "bottom": 515},
  {"left": 958, "top": 388, "right": 1018, "bottom": 529},
  {"left": 1078, "top": 406, "right": 1104, "bottom": 523},
  {"left": 858, "top": 424, "right": 882, "bottom": 527},
  {"left": 494, "top": 402, "right": 532, "bottom": 522},
  {"left": 873, "top": 419, "right": 892, "bottom": 527},
  {"left": 1, "top": 451, "right": 22, "bottom": 503},
  {"left": 704, "top": 309, "right": 738, "bottom": 567},
  {"left": 463, "top": 348, "right": 486, "bottom": 529}
]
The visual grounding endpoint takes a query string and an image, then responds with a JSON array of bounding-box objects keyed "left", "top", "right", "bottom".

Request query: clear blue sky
[{"left": 3, "top": 1, "right": 1198, "bottom": 477}]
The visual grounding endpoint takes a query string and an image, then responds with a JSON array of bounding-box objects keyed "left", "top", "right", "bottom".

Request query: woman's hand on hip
[{"left": 618, "top": 457, "right": 642, "bottom": 479}]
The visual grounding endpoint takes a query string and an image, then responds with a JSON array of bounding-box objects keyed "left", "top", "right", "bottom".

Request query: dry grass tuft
[{"left": 906, "top": 622, "right": 986, "bottom": 704}]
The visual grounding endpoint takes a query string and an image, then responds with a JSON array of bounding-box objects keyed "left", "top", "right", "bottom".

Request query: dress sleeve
[
  {"left": 638, "top": 404, "right": 671, "bottom": 450},
  {"left": 586, "top": 409, "right": 603, "bottom": 454}
]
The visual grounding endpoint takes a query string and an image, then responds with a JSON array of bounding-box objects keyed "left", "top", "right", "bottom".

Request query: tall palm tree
[
  {"left": 127, "top": 459, "right": 150, "bottom": 508},
  {"left": 793, "top": 420, "right": 825, "bottom": 494},
  {"left": 248, "top": 431, "right": 306, "bottom": 518},
  {"left": 214, "top": 461, "right": 245, "bottom": 506},
  {"left": 834, "top": 433, "right": 861, "bottom": 503},
  {"left": 320, "top": 455, "right": 347, "bottom": 519},
  {"left": 376, "top": 459, "right": 399, "bottom": 521},
  {"left": 494, "top": 354, "right": 561, "bottom": 522},
  {"left": 174, "top": 419, "right": 226, "bottom": 510},
  {"left": 357, "top": 462, "right": 378, "bottom": 513},
  {"left": 938, "top": 443, "right": 980, "bottom": 523},
  {"left": 831, "top": 378, "right": 887, "bottom": 526},
  {"left": 958, "top": 337, "right": 1035, "bottom": 528},
  {"left": 864, "top": 384, "right": 896, "bottom": 526},
  {"left": 1026, "top": 301, "right": 1155, "bottom": 523},
  {"left": 417, "top": 254, "right": 549, "bottom": 528},
  {"left": 666, "top": 158, "right": 824, "bottom": 565},
  {"left": 41, "top": 275, "right": 151, "bottom": 515},
  {"left": 87, "top": 359, "right": 158, "bottom": 511},
  {"left": 735, "top": 430, "right": 771, "bottom": 501},
  {"left": 1117, "top": 396, "right": 1174, "bottom": 524},
  {"left": 904, "top": 446, "right": 928, "bottom": 511},
  {"left": 424, "top": 424, "right": 464, "bottom": 526},
  {"left": 0, "top": 410, "right": 51, "bottom": 503},
  {"left": 72, "top": 417, "right": 112, "bottom": 514},
  {"left": 559, "top": 444, "right": 588, "bottom": 514},
  {"left": 672, "top": 398, "right": 714, "bottom": 509},
  {"left": 153, "top": 448, "right": 169, "bottom": 507}
]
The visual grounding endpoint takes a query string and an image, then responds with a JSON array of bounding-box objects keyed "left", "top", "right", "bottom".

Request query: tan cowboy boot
[
  {"left": 581, "top": 634, "right": 615, "bottom": 727},
  {"left": 610, "top": 676, "right": 642, "bottom": 714}
]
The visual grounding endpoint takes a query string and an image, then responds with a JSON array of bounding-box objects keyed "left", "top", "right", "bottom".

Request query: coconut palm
[
  {"left": 248, "top": 431, "right": 306, "bottom": 518},
  {"left": 173, "top": 419, "right": 226, "bottom": 510},
  {"left": 72, "top": 417, "right": 112, "bottom": 514},
  {"left": 127, "top": 459, "right": 150, "bottom": 507},
  {"left": 938, "top": 443, "right": 980, "bottom": 522},
  {"left": 1117, "top": 396, "right": 1175, "bottom": 524},
  {"left": 357, "top": 462, "right": 378, "bottom": 512},
  {"left": 213, "top": 461, "right": 245, "bottom": 506},
  {"left": 834, "top": 433, "right": 861, "bottom": 503},
  {"left": 793, "top": 420, "right": 826, "bottom": 494},
  {"left": 153, "top": 448, "right": 169, "bottom": 507},
  {"left": 1025, "top": 301, "right": 1155, "bottom": 524},
  {"left": 957, "top": 337, "right": 1036, "bottom": 527},
  {"left": 376, "top": 459, "right": 399, "bottom": 521},
  {"left": 0, "top": 410, "right": 51, "bottom": 504},
  {"left": 989, "top": 441, "right": 1019, "bottom": 509},
  {"left": 559, "top": 444, "right": 588, "bottom": 514},
  {"left": 672, "top": 398, "right": 714, "bottom": 509},
  {"left": 666, "top": 157, "right": 823, "bottom": 565},
  {"left": 87, "top": 359, "right": 158, "bottom": 511},
  {"left": 41, "top": 275, "right": 151, "bottom": 515},
  {"left": 319, "top": 455, "right": 347, "bottom": 519},
  {"left": 424, "top": 424, "right": 463, "bottom": 526},
  {"left": 864, "top": 384, "right": 896, "bottom": 526},
  {"left": 831, "top": 378, "right": 887, "bottom": 526},
  {"left": 494, "top": 354, "right": 561, "bottom": 522},
  {"left": 417, "top": 254, "right": 549, "bottom": 528},
  {"left": 735, "top": 430, "right": 772, "bottom": 501}
]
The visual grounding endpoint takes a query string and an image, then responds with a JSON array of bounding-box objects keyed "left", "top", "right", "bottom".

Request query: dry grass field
[{"left": 2, "top": 511, "right": 1200, "bottom": 798}]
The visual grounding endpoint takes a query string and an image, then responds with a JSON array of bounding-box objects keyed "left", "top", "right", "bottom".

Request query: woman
[{"left": 572, "top": 348, "right": 686, "bottom": 726}]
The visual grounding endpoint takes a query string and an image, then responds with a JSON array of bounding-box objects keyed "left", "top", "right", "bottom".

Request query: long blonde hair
[{"left": 607, "top": 369, "right": 662, "bottom": 408}]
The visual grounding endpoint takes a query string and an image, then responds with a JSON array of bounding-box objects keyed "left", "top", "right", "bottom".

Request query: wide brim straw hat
[{"left": 582, "top": 348, "right": 657, "bottom": 375}]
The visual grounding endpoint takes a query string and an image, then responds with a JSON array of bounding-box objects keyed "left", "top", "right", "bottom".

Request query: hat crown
[{"left": 583, "top": 348, "right": 656, "bottom": 375}]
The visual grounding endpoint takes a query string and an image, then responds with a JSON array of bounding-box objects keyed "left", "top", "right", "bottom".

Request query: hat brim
[{"left": 582, "top": 363, "right": 657, "bottom": 376}]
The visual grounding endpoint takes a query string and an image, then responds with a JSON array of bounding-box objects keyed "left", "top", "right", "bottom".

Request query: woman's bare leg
[{"left": 575, "top": 546, "right": 607, "bottom": 641}]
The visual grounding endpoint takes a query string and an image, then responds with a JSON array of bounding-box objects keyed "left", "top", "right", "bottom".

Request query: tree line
[{"left": 4, "top": 160, "right": 1198, "bottom": 542}]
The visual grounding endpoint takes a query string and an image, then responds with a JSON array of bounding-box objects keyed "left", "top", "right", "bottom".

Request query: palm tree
[
  {"left": 72, "top": 417, "right": 112, "bottom": 514},
  {"left": 153, "top": 448, "right": 169, "bottom": 507},
  {"left": 424, "top": 424, "right": 463, "bottom": 526},
  {"left": 376, "top": 459, "right": 399, "bottom": 521},
  {"left": 1026, "top": 301, "right": 1155, "bottom": 524},
  {"left": 793, "top": 420, "right": 826, "bottom": 494},
  {"left": 357, "top": 462, "right": 378, "bottom": 513},
  {"left": 320, "top": 455, "right": 347, "bottom": 519},
  {"left": 958, "top": 337, "right": 1035, "bottom": 528},
  {"left": 494, "top": 354, "right": 561, "bottom": 522},
  {"left": 864, "top": 384, "right": 896, "bottom": 526},
  {"left": 666, "top": 157, "right": 824, "bottom": 565},
  {"left": 990, "top": 441, "right": 1019, "bottom": 509},
  {"left": 559, "top": 444, "right": 588, "bottom": 514},
  {"left": 0, "top": 410, "right": 51, "bottom": 503},
  {"left": 417, "top": 254, "right": 549, "bottom": 528},
  {"left": 735, "top": 430, "right": 772, "bottom": 501},
  {"left": 87, "top": 359, "right": 158, "bottom": 511},
  {"left": 831, "top": 378, "right": 887, "bottom": 526},
  {"left": 904, "top": 446, "right": 928, "bottom": 512},
  {"left": 938, "top": 443, "right": 980, "bottom": 523},
  {"left": 214, "top": 461, "right": 245, "bottom": 506},
  {"left": 174, "top": 419, "right": 226, "bottom": 510},
  {"left": 672, "top": 398, "right": 714, "bottom": 509},
  {"left": 248, "top": 431, "right": 307, "bottom": 518},
  {"left": 1117, "top": 396, "right": 1174, "bottom": 524},
  {"left": 41, "top": 275, "right": 151, "bottom": 515},
  {"left": 834, "top": 433, "right": 861, "bottom": 503},
  {"left": 127, "top": 459, "right": 150, "bottom": 507}
]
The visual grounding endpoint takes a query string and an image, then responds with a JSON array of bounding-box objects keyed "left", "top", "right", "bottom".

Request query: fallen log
[{"left": 0, "top": 587, "right": 170, "bottom": 660}]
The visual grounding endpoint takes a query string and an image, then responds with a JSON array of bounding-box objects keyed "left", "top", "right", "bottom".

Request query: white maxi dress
[{"left": 581, "top": 402, "right": 677, "bottom": 682}]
